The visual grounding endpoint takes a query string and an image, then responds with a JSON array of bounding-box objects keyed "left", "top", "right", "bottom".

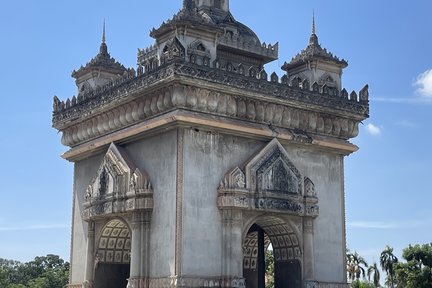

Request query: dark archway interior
[
  {"left": 243, "top": 217, "right": 302, "bottom": 288},
  {"left": 94, "top": 219, "right": 131, "bottom": 288},
  {"left": 94, "top": 263, "right": 130, "bottom": 288}
]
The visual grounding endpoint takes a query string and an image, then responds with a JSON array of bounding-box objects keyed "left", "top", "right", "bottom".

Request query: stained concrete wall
[
  {"left": 182, "top": 129, "right": 263, "bottom": 276},
  {"left": 279, "top": 144, "right": 345, "bottom": 283},
  {"left": 124, "top": 130, "right": 177, "bottom": 278},
  {"left": 71, "top": 153, "right": 104, "bottom": 284},
  {"left": 182, "top": 129, "right": 345, "bottom": 283},
  {"left": 71, "top": 127, "right": 345, "bottom": 283}
]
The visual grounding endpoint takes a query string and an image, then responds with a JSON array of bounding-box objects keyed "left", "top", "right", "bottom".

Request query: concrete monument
[{"left": 52, "top": 1, "right": 369, "bottom": 287}]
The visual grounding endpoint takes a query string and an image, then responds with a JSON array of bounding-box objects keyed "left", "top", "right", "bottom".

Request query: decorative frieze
[
  {"left": 53, "top": 60, "right": 368, "bottom": 148},
  {"left": 56, "top": 80, "right": 364, "bottom": 147}
]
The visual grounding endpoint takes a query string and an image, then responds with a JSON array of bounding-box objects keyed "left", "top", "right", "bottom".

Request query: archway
[
  {"left": 243, "top": 217, "right": 302, "bottom": 288},
  {"left": 94, "top": 219, "right": 131, "bottom": 288}
]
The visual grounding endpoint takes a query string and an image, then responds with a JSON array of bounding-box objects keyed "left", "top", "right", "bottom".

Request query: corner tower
[
  {"left": 53, "top": 2, "right": 369, "bottom": 288},
  {"left": 71, "top": 23, "right": 128, "bottom": 95},
  {"left": 282, "top": 16, "right": 348, "bottom": 94}
]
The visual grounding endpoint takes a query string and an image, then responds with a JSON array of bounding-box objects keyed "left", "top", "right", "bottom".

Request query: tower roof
[
  {"left": 150, "top": 0, "right": 277, "bottom": 63},
  {"left": 72, "top": 22, "right": 127, "bottom": 79},
  {"left": 282, "top": 16, "right": 347, "bottom": 71}
]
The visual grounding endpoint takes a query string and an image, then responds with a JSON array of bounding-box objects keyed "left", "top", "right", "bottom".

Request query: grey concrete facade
[{"left": 53, "top": 1, "right": 369, "bottom": 288}]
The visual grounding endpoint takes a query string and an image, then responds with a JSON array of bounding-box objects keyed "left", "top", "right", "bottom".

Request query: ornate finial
[
  {"left": 102, "top": 19, "right": 106, "bottom": 44},
  {"left": 309, "top": 11, "right": 319, "bottom": 46},
  {"left": 312, "top": 10, "right": 316, "bottom": 35},
  {"left": 99, "top": 20, "right": 108, "bottom": 55}
]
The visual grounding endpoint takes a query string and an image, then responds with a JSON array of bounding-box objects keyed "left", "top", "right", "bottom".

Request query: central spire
[
  {"left": 312, "top": 11, "right": 316, "bottom": 35},
  {"left": 309, "top": 12, "right": 319, "bottom": 46},
  {"left": 100, "top": 20, "right": 108, "bottom": 55},
  {"left": 102, "top": 19, "right": 106, "bottom": 44}
]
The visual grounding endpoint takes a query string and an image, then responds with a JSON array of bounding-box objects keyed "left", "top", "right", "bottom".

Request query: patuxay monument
[{"left": 52, "top": 1, "right": 369, "bottom": 287}]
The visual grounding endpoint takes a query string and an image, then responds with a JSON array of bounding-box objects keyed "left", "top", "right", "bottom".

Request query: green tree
[
  {"left": 367, "top": 262, "right": 380, "bottom": 287},
  {"left": 0, "top": 255, "right": 69, "bottom": 288},
  {"left": 347, "top": 251, "right": 369, "bottom": 282},
  {"left": 265, "top": 249, "right": 275, "bottom": 288},
  {"left": 350, "top": 279, "right": 376, "bottom": 288},
  {"left": 394, "top": 243, "right": 432, "bottom": 288},
  {"left": 380, "top": 246, "right": 398, "bottom": 288}
]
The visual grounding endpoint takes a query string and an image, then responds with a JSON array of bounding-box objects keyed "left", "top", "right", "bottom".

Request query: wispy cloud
[
  {"left": 414, "top": 69, "right": 432, "bottom": 98},
  {"left": 371, "top": 97, "right": 429, "bottom": 104},
  {"left": 395, "top": 120, "right": 417, "bottom": 129},
  {"left": 347, "top": 218, "right": 432, "bottom": 230},
  {"left": 365, "top": 123, "right": 381, "bottom": 136},
  {"left": 0, "top": 224, "right": 69, "bottom": 232},
  {"left": 348, "top": 221, "right": 397, "bottom": 229}
]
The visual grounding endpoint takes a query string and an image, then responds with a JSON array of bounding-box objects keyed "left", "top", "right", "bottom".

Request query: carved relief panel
[
  {"left": 82, "top": 143, "right": 153, "bottom": 221},
  {"left": 218, "top": 139, "right": 319, "bottom": 217}
]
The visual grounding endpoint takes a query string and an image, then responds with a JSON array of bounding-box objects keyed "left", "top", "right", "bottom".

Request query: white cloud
[
  {"left": 347, "top": 221, "right": 397, "bottom": 229},
  {"left": 347, "top": 218, "right": 432, "bottom": 230},
  {"left": 414, "top": 69, "right": 432, "bottom": 98},
  {"left": 365, "top": 123, "right": 381, "bottom": 136},
  {"left": 395, "top": 120, "right": 416, "bottom": 128},
  {"left": 0, "top": 224, "right": 69, "bottom": 232}
]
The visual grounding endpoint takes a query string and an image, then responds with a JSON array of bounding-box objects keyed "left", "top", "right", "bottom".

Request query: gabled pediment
[
  {"left": 218, "top": 139, "right": 319, "bottom": 217},
  {"left": 246, "top": 138, "right": 301, "bottom": 195},
  {"left": 83, "top": 143, "right": 153, "bottom": 220}
]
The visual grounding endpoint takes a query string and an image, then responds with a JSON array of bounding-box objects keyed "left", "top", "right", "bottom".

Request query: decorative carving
[
  {"left": 359, "top": 85, "right": 369, "bottom": 102},
  {"left": 98, "top": 168, "right": 109, "bottom": 196},
  {"left": 304, "top": 177, "right": 316, "bottom": 198},
  {"left": 82, "top": 143, "right": 153, "bottom": 220},
  {"left": 251, "top": 140, "right": 301, "bottom": 195},
  {"left": 53, "top": 61, "right": 368, "bottom": 147},
  {"left": 256, "top": 198, "right": 303, "bottom": 213},
  {"left": 218, "top": 139, "right": 319, "bottom": 217}
]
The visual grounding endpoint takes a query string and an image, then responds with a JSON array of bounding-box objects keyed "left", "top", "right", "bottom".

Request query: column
[
  {"left": 140, "top": 212, "right": 151, "bottom": 287},
  {"left": 303, "top": 218, "right": 315, "bottom": 281},
  {"left": 84, "top": 221, "right": 95, "bottom": 287},
  {"left": 257, "top": 227, "right": 265, "bottom": 288},
  {"left": 221, "top": 210, "right": 244, "bottom": 287},
  {"left": 129, "top": 212, "right": 142, "bottom": 287}
]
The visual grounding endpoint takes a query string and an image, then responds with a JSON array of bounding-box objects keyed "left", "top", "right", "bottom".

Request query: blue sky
[{"left": 0, "top": 0, "right": 431, "bottom": 274}]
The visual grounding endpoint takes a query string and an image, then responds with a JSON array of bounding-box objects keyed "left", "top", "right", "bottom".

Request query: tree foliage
[
  {"left": 380, "top": 246, "right": 398, "bottom": 288},
  {"left": 347, "top": 251, "right": 369, "bottom": 282},
  {"left": 0, "top": 255, "right": 69, "bottom": 288},
  {"left": 393, "top": 243, "right": 432, "bottom": 288}
]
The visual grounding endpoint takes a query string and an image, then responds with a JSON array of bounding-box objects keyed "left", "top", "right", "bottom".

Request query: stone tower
[{"left": 53, "top": 2, "right": 369, "bottom": 288}]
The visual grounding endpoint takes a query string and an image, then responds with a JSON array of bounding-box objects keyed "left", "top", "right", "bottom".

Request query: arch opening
[
  {"left": 243, "top": 217, "right": 302, "bottom": 288},
  {"left": 94, "top": 219, "right": 131, "bottom": 288}
]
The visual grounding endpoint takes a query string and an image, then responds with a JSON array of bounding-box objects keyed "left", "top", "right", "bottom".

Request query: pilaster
[
  {"left": 84, "top": 221, "right": 95, "bottom": 287},
  {"left": 221, "top": 210, "right": 245, "bottom": 288}
]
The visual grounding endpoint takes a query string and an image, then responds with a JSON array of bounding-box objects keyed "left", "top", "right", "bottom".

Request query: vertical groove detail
[{"left": 175, "top": 128, "right": 184, "bottom": 276}]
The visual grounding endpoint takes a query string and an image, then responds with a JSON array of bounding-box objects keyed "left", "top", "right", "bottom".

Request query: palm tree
[
  {"left": 367, "top": 262, "right": 380, "bottom": 287},
  {"left": 347, "top": 251, "right": 369, "bottom": 282},
  {"left": 380, "top": 246, "right": 398, "bottom": 288}
]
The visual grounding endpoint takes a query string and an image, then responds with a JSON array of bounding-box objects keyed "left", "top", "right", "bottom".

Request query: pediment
[
  {"left": 245, "top": 139, "right": 301, "bottom": 195},
  {"left": 218, "top": 139, "right": 319, "bottom": 217},
  {"left": 83, "top": 143, "right": 153, "bottom": 220}
]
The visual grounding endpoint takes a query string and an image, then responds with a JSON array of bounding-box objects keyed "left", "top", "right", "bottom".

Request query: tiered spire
[
  {"left": 312, "top": 11, "right": 316, "bottom": 35},
  {"left": 72, "top": 20, "right": 127, "bottom": 80},
  {"left": 309, "top": 12, "right": 319, "bottom": 46},
  {"left": 100, "top": 20, "right": 108, "bottom": 55}
]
